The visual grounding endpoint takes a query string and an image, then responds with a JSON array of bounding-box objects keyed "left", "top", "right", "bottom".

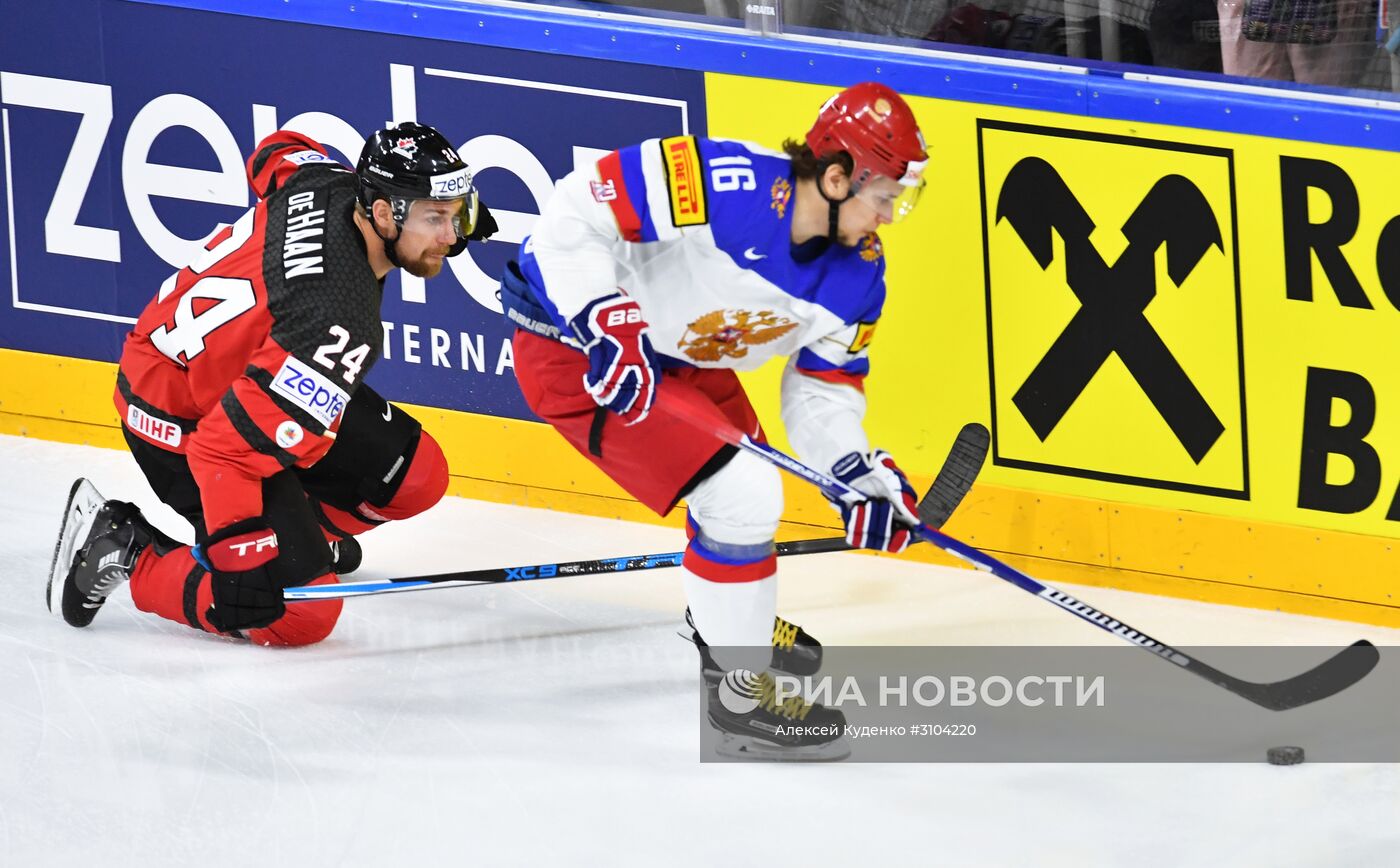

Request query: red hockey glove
[
  {"left": 569, "top": 292, "right": 661, "bottom": 426},
  {"left": 829, "top": 449, "right": 921, "bottom": 553},
  {"left": 196, "top": 519, "right": 285, "bottom": 632}
]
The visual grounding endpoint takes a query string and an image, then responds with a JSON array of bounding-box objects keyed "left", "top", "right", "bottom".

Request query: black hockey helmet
[{"left": 356, "top": 122, "right": 481, "bottom": 256}]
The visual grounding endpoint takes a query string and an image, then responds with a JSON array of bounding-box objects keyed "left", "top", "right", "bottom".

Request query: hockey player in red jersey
[
  {"left": 499, "top": 83, "right": 928, "bottom": 758},
  {"left": 47, "top": 122, "right": 496, "bottom": 646}
]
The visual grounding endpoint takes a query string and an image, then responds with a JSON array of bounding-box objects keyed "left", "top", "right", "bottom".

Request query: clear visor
[
  {"left": 399, "top": 192, "right": 478, "bottom": 240},
  {"left": 853, "top": 173, "right": 925, "bottom": 224}
]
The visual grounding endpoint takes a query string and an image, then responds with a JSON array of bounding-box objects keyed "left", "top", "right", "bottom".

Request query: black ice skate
[
  {"left": 685, "top": 607, "right": 822, "bottom": 683},
  {"left": 47, "top": 480, "right": 168, "bottom": 628},
  {"left": 708, "top": 669, "right": 850, "bottom": 761}
]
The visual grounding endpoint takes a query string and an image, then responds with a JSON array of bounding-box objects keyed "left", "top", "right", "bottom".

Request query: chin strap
[
  {"left": 825, "top": 198, "right": 841, "bottom": 244},
  {"left": 364, "top": 205, "right": 404, "bottom": 268},
  {"left": 815, "top": 158, "right": 853, "bottom": 244},
  {"left": 374, "top": 223, "right": 404, "bottom": 268}
]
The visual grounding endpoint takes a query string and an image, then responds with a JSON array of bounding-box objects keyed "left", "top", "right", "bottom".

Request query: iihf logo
[
  {"left": 717, "top": 669, "right": 762, "bottom": 713},
  {"left": 589, "top": 179, "right": 617, "bottom": 203}
]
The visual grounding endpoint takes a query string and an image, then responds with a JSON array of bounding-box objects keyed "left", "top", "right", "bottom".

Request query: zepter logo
[{"left": 980, "top": 121, "right": 1247, "bottom": 498}]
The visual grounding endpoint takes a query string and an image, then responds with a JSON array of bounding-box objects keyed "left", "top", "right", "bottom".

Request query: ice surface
[{"left": 2, "top": 434, "right": 1397, "bottom": 867}]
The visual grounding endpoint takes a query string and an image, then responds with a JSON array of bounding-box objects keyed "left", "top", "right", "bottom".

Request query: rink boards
[{"left": 1, "top": 0, "right": 1398, "bottom": 625}]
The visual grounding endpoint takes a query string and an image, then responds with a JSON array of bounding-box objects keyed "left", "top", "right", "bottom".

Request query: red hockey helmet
[{"left": 805, "top": 82, "right": 928, "bottom": 221}]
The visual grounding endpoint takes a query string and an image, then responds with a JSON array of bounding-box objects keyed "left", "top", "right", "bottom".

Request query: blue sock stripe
[{"left": 688, "top": 531, "right": 774, "bottom": 567}]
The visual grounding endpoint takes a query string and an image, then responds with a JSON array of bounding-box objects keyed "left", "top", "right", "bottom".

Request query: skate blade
[
  {"left": 713, "top": 733, "right": 852, "bottom": 763},
  {"left": 46, "top": 479, "right": 105, "bottom": 615}
]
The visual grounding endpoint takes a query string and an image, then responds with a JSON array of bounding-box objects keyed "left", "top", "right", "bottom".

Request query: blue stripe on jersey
[
  {"left": 796, "top": 346, "right": 870, "bottom": 376},
  {"left": 617, "top": 144, "right": 658, "bottom": 243},
  {"left": 514, "top": 244, "right": 570, "bottom": 331},
  {"left": 513, "top": 137, "right": 889, "bottom": 342},
  {"left": 695, "top": 138, "right": 887, "bottom": 327}
]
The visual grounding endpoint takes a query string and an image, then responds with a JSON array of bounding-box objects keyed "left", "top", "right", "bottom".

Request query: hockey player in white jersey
[{"left": 499, "top": 82, "right": 928, "bottom": 760}]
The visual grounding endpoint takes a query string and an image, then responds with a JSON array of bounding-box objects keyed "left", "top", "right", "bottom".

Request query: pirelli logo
[
  {"left": 661, "top": 135, "right": 707, "bottom": 227},
  {"left": 848, "top": 321, "right": 878, "bottom": 354}
]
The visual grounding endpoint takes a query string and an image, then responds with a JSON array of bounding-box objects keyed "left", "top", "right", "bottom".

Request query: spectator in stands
[
  {"left": 1149, "top": 0, "right": 1224, "bottom": 72},
  {"left": 1216, "top": 0, "right": 1380, "bottom": 87}
]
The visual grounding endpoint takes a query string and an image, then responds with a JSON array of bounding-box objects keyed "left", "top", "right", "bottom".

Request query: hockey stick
[
  {"left": 654, "top": 396, "right": 1378, "bottom": 712},
  {"left": 284, "top": 422, "right": 991, "bottom": 602}
]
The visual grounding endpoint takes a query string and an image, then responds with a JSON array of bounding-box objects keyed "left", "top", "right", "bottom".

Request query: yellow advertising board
[
  {"left": 707, "top": 72, "right": 1400, "bottom": 623},
  {"left": 709, "top": 73, "right": 1400, "bottom": 531}
]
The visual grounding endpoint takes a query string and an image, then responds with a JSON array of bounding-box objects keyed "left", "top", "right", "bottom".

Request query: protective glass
[
  {"left": 853, "top": 171, "right": 925, "bottom": 224},
  {"left": 398, "top": 193, "right": 478, "bottom": 241}
]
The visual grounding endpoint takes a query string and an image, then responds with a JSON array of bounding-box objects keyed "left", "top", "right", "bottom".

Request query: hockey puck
[{"left": 1266, "top": 746, "right": 1304, "bottom": 765}]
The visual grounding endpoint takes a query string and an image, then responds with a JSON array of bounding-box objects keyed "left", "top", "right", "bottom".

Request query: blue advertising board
[{"left": 0, "top": 0, "right": 705, "bottom": 418}]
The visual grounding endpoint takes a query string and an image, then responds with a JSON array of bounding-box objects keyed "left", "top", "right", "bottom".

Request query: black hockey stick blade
[
  {"left": 657, "top": 396, "right": 1382, "bottom": 713},
  {"left": 904, "top": 424, "right": 1375, "bottom": 711},
  {"left": 917, "top": 422, "right": 989, "bottom": 529},
  {"left": 1187, "top": 639, "right": 1380, "bottom": 711},
  {"left": 792, "top": 421, "right": 988, "bottom": 556},
  {"left": 778, "top": 437, "right": 986, "bottom": 558}
]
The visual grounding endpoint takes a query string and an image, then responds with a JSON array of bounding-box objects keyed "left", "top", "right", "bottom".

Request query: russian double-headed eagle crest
[
  {"left": 678, "top": 309, "right": 799, "bottom": 362},
  {"left": 859, "top": 233, "right": 883, "bottom": 262},
  {"left": 770, "top": 177, "right": 792, "bottom": 219}
]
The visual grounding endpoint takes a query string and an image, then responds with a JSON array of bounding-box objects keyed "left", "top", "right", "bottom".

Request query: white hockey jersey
[{"left": 512, "top": 136, "right": 891, "bottom": 469}]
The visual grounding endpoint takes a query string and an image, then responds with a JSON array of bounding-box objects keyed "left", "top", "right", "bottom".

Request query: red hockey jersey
[{"left": 117, "top": 131, "right": 383, "bottom": 530}]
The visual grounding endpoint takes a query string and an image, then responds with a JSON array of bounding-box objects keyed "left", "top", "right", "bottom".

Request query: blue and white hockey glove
[
  {"left": 830, "top": 449, "right": 921, "bottom": 553},
  {"left": 570, "top": 292, "right": 661, "bottom": 426}
]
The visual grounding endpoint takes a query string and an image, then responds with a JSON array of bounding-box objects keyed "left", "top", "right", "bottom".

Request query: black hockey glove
[{"left": 196, "top": 518, "right": 285, "bottom": 632}]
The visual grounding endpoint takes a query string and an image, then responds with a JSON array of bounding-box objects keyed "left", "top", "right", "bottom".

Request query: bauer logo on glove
[
  {"left": 829, "top": 449, "right": 920, "bottom": 553},
  {"left": 569, "top": 292, "right": 662, "bottom": 426}
]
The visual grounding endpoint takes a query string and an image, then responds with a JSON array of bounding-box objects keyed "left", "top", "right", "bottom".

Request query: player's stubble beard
[
  {"left": 834, "top": 202, "right": 878, "bottom": 249},
  {"left": 836, "top": 226, "right": 871, "bottom": 248},
  {"left": 400, "top": 246, "right": 452, "bottom": 279}
]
